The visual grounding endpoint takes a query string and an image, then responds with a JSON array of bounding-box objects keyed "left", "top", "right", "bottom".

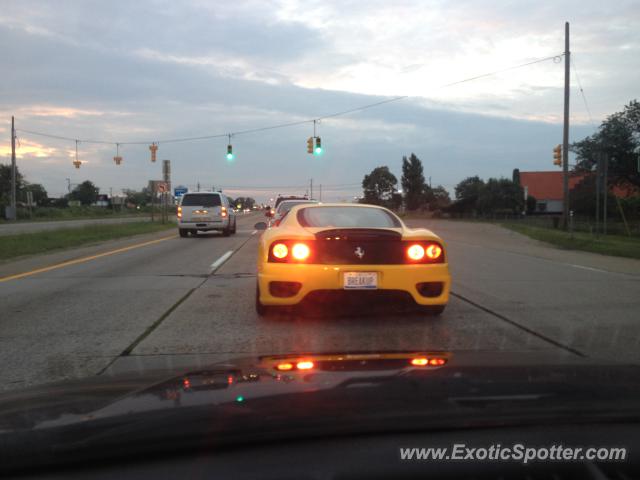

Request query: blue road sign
[{"left": 174, "top": 186, "right": 188, "bottom": 197}]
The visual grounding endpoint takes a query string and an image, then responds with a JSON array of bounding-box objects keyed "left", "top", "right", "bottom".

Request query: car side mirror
[{"left": 254, "top": 222, "right": 268, "bottom": 230}]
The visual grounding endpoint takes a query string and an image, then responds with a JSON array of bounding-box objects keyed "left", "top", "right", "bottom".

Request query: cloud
[{"left": 0, "top": 0, "right": 636, "bottom": 201}]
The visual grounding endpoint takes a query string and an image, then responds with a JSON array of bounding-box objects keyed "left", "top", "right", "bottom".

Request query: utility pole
[
  {"left": 310, "top": 178, "right": 313, "bottom": 199},
  {"left": 603, "top": 153, "right": 608, "bottom": 235},
  {"left": 319, "top": 184, "right": 322, "bottom": 202},
  {"left": 595, "top": 152, "right": 601, "bottom": 234},
  {"left": 562, "top": 21, "right": 571, "bottom": 229},
  {"left": 9, "top": 116, "right": 17, "bottom": 220}
]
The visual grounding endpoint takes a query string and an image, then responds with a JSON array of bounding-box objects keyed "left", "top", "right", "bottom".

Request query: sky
[{"left": 1, "top": 0, "right": 639, "bottom": 202}]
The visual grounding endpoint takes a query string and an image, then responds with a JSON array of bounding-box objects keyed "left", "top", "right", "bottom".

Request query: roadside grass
[
  {"left": 502, "top": 223, "right": 640, "bottom": 260},
  {"left": 0, "top": 222, "right": 175, "bottom": 262}
]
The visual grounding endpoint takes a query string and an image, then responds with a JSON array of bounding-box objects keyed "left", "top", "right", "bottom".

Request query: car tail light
[
  {"left": 177, "top": 206, "right": 182, "bottom": 218},
  {"left": 269, "top": 241, "right": 314, "bottom": 263},
  {"left": 404, "top": 242, "right": 444, "bottom": 263},
  {"left": 221, "top": 206, "right": 227, "bottom": 217},
  {"left": 291, "top": 243, "right": 310, "bottom": 260},
  {"left": 407, "top": 244, "right": 425, "bottom": 260},
  {"left": 276, "top": 362, "right": 294, "bottom": 371},
  {"left": 426, "top": 244, "right": 442, "bottom": 260},
  {"left": 272, "top": 243, "right": 288, "bottom": 259},
  {"left": 411, "top": 357, "right": 429, "bottom": 366}
]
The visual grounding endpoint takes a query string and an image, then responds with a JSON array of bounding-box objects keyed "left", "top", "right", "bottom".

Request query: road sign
[{"left": 174, "top": 186, "right": 188, "bottom": 197}]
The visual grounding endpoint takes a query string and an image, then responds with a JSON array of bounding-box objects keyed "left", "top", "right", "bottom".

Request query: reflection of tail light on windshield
[
  {"left": 410, "top": 357, "right": 447, "bottom": 367},
  {"left": 183, "top": 378, "right": 191, "bottom": 389},
  {"left": 221, "top": 206, "right": 228, "bottom": 217},
  {"left": 405, "top": 242, "right": 444, "bottom": 263},
  {"left": 177, "top": 206, "right": 182, "bottom": 218},
  {"left": 275, "top": 360, "right": 314, "bottom": 371},
  {"left": 296, "top": 360, "right": 314, "bottom": 370}
]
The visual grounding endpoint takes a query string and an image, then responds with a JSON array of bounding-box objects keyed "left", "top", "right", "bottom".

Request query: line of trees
[
  {"left": 0, "top": 165, "right": 49, "bottom": 209},
  {"left": 449, "top": 175, "right": 524, "bottom": 216},
  {"left": 360, "top": 153, "right": 451, "bottom": 212}
]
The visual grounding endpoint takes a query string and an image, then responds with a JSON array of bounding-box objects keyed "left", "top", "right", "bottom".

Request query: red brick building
[{"left": 519, "top": 171, "right": 638, "bottom": 213}]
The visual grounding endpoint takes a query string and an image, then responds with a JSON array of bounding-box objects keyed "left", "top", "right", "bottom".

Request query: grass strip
[
  {"left": 502, "top": 223, "right": 640, "bottom": 260},
  {"left": 0, "top": 222, "right": 175, "bottom": 261}
]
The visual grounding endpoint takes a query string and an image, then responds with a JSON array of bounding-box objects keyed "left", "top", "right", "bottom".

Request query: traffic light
[
  {"left": 307, "top": 137, "right": 314, "bottom": 154},
  {"left": 553, "top": 144, "right": 562, "bottom": 166},
  {"left": 113, "top": 156, "right": 122, "bottom": 165},
  {"left": 73, "top": 160, "right": 81, "bottom": 169},
  {"left": 226, "top": 144, "right": 235, "bottom": 161},
  {"left": 149, "top": 143, "right": 158, "bottom": 162},
  {"left": 314, "top": 137, "right": 323, "bottom": 156}
]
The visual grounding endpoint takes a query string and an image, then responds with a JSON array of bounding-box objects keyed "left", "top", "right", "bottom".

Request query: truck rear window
[{"left": 181, "top": 194, "right": 221, "bottom": 207}]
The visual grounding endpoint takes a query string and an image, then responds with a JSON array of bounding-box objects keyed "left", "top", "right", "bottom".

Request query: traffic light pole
[{"left": 562, "top": 22, "right": 571, "bottom": 229}]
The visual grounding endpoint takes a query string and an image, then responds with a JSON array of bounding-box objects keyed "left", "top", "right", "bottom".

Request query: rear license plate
[{"left": 343, "top": 272, "right": 378, "bottom": 289}]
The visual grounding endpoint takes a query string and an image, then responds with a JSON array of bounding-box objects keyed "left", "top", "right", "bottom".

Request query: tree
[
  {"left": 70, "top": 180, "right": 99, "bottom": 206},
  {"left": 401, "top": 153, "right": 427, "bottom": 210},
  {"left": 124, "top": 189, "right": 152, "bottom": 206},
  {"left": 571, "top": 99, "right": 640, "bottom": 189},
  {"left": 361, "top": 166, "right": 398, "bottom": 206},
  {"left": 24, "top": 183, "right": 48, "bottom": 206},
  {"left": 0, "top": 164, "right": 25, "bottom": 209},
  {"left": 431, "top": 186, "right": 451, "bottom": 210},
  {"left": 451, "top": 176, "right": 485, "bottom": 213},
  {"left": 476, "top": 178, "right": 524, "bottom": 215}
]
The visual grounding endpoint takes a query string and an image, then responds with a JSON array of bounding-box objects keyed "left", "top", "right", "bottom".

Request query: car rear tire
[
  {"left": 222, "top": 225, "right": 231, "bottom": 237},
  {"left": 255, "top": 284, "right": 268, "bottom": 316},
  {"left": 421, "top": 305, "right": 446, "bottom": 316},
  {"left": 190, "top": 229, "right": 198, "bottom": 236},
  {"left": 179, "top": 229, "right": 188, "bottom": 238},
  {"left": 231, "top": 218, "right": 237, "bottom": 234}
]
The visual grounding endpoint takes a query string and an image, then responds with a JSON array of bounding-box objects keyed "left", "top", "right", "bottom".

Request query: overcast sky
[{"left": 1, "top": 0, "right": 638, "bottom": 202}]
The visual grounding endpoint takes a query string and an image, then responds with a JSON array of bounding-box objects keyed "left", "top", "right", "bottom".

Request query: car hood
[{"left": 2, "top": 350, "right": 640, "bottom": 471}]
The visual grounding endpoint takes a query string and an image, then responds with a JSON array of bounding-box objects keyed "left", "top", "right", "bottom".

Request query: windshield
[
  {"left": 1, "top": 1, "right": 639, "bottom": 476},
  {"left": 181, "top": 194, "right": 221, "bottom": 207},
  {"left": 298, "top": 206, "right": 402, "bottom": 228}
]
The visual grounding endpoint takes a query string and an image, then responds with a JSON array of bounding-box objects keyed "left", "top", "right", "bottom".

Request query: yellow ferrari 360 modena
[{"left": 254, "top": 203, "right": 450, "bottom": 316}]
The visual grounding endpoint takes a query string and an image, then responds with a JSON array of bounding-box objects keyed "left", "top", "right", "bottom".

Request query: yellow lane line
[{"left": 0, "top": 234, "right": 177, "bottom": 283}]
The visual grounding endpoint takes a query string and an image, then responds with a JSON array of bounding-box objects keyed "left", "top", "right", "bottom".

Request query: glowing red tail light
[
  {"left": 269, "top": 241, "right": 313, "bottom": 263},
  {"left": 291, "top": 243, "right": 310, "bottom": 260},
  {"left": 405, "top": 242, "right": 443, "bottom": 263}
]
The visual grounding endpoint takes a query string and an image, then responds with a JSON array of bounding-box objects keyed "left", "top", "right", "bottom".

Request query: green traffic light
[
  {"left": 226, "top": 153, "right": 235, "bottom": 161},
  {"left": 314, "top": 147, "right": 323, "bottom": 156}
]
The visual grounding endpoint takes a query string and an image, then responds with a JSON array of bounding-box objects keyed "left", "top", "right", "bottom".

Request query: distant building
[{"left": 519, "top": 171, "right": 638, "bottom": 214}]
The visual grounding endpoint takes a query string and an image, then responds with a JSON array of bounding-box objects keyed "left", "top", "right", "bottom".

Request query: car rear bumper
[
  {"left": 257, "top": 263, "right": 450, "bottom": 306},
  {"left": 178, "top": 219, "right": 227, "bottom": 231}
]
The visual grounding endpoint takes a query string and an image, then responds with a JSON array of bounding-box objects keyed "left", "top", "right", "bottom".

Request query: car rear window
[
  {"left": 277, "top": 201, "right": 315, "bottom": 214},
  {"left": 181, "top": 194, "right": 221, "bottom": 207},
  {"left": 297, "top": 206, "right": 402, "bottom": 228}
]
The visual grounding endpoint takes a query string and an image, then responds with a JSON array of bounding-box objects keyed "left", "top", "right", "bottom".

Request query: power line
[
  {"left": 571, "top": 57, "right": 597, "bottom": 130},
  {"left": 15, "top": 53, "right": 563, "bottom": 148}
]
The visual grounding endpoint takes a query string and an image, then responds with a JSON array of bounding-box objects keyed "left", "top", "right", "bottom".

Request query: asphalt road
[
  {"left": 0, "top": 216, "right": 152, "bottom": 236},
  {"left": 1, "top": 213, "right": 639, "bottom": 392}
]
